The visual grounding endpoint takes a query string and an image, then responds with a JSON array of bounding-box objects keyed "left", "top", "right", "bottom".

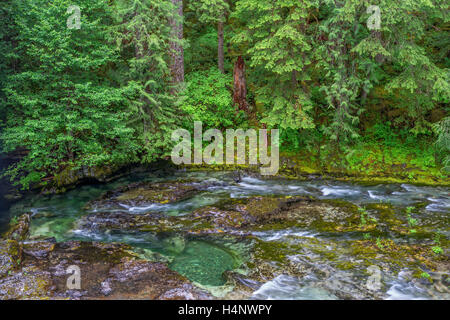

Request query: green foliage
[
  {"left": 185, "top": 0, "right": 230, "bottom": 73},
  {"left": 0, "top": 0, "right": 15, "bottom": 124},
  {"left": 181, "top": 68, "right": 246, "bottom": 130},
  {"left": 114, "top": 0, "right": 184, "bottom": 162},
  {"left": 0, "top": 0, "right": 448, "bottom": 188},
  {"left": 9, "top": 215, "right": 18, "bottom": 226},
  {"left": 376, "top": 237, "right": 384, "bottom": 250},
  {"left": 188, "top": 0, "right": 229, "bottom": 24},
  {"left": 358, "top": 207, "right": 369, "bottom": 226},
  {"left": 432, "top": 246, "right": 443, "bottom": 255},
  {"left": 184, "top": 27, "right": 220, "bottom": 72},
  {"left": 432, "top": 233, "right": 443, "bottom": 255},
  {"left": 0, "top": 0, "right": 140, "bottom": 188},
  {"left": 232, "top": 0, "right": 316, "bottom": 131},
  {"left": 420, "top": 272, "right": 431, "bottom": 280},
  {"left": 406, "top": 207, "right": 418, "bottom": 234},
  {"left": 434, "top": 117, "right": 450, "bottom": 173}
]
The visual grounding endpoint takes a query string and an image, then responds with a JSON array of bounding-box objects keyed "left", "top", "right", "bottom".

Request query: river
[{"left": 1, "top": 170, "right": 449, "bottom": 299}]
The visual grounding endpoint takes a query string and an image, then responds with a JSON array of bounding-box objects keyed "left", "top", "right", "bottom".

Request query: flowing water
[{"left": 1, "top": 170, "right": 448, "bottom": 299}]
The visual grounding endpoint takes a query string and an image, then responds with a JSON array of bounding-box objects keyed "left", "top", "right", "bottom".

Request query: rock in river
[
  {"left": 86, "top": 181, "right": 203, "bottom": 211},
  {"left": 76, "top": 195, "right": 369, "bottom": 237}
]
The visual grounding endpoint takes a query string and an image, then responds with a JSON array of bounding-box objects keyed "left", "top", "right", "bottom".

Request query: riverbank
[
  {"left": 183, "top": 152, "right": 449, "bottom": 188},
  {"left": 1, "top": 147, "right": 448, "bottom": 205}
]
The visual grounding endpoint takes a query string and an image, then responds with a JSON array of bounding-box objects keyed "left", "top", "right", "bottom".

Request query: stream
[{"left": 1, "top": 170, "right": 449, "bottom": 300}]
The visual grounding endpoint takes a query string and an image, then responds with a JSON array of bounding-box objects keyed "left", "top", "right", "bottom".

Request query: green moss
[
  {"left": 251, "top": 239, "right": 292, "bottom": 264},
  {"left": 335, "top": 261, "right": 358, "bottom": 270},
  {"left": 278, "top": 152, "right": 450, "bottom": 186},
  {"left": 350, "top": 240, "right": 448, "bottom": 271},
  {"left": 49, "top": 165, "right": 118, "bottom": 193}
]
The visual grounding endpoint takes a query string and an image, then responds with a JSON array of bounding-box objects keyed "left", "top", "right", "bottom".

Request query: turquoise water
[{"left": 170, "top": 240, "right": 238, "bottom": 286}]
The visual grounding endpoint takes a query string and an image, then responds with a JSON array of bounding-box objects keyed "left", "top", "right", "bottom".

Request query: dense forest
[
  {"left": 0, "top": 0, "right": 449, "bottom": 189},
  {"left": 0, "top": 0, "right": 449, "bottom": 302}
]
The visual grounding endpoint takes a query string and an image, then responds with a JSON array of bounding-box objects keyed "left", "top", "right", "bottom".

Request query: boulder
[{"left": 86, "top": 181, "right": 202, "bottom": 211}]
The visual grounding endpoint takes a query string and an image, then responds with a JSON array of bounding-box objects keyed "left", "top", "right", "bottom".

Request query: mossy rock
[
  {"left": 3, "top": 213, "right": 31, "bottom": 241},
  {"left": 0, "top": 240, "right": 22, "bottom": 279},
  {"left": 86, "top": 181, "right": 202, "bottom": 210},
  {"left": 76, "top": 211, "right": 182, "bottom": 235},
  {"left": 116, "top": 183, "right": 197, "bottom": 204},
  {"left": 208, "top": 196, "right": 374, "bottom": 234},
  {"left": 44, "top": 165, "right": 121, "bottom": 194},
  {"left": 350, "top": 240, "right": 449, "bottom": 272},
  {"left": 0, "top": 265, "right": 52, "bottom": 300},
  {"left": 84, "top": 195, "right": 371, "bottom": 235}
]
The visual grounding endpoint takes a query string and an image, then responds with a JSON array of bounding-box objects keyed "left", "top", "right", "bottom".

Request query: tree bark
[
  {"left": 218, "top": 20, "right": 224, "bottom": 73},
  {"left": 233, "top": 56, "right": 247, "bottom": 112},
  {"left": 169, "top": 0, "right": 184, "bottom": 85}
]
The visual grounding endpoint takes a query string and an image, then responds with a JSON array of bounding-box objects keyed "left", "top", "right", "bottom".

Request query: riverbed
[{"left": 1, "top": 170, "right": 449, "bottom": 299}]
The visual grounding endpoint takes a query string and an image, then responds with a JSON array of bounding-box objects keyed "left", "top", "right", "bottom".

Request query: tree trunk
[
  {"left": 233, "top": 56, "right": 247, "bottom": 112},
  {"left": 169, "top": 0, "right": 184, "bottom": 85},
  {"left": 218, "top": 21, "right": 224, "bottom": 73}
]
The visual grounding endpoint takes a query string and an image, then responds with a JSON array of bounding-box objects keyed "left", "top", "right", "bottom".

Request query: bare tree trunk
[
  {"left": 233, "top": 56, "right": 247, "bottom": 112},
  {"left": 169, "top": 0, "right": 184, "bottom": 85},
  {"left": 218, "top": 20, "right": 224, "bottom": 73}
]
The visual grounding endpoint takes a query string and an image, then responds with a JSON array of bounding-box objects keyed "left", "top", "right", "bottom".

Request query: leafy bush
[{"left": 181, "top": 68, "right": 246, "bottom": 131}]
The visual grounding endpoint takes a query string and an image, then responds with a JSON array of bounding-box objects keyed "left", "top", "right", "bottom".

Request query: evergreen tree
[
  {"left": 188, "top": 0, "right": 230, "bottom": 73},
  {"left": 0, "top": 0, "right": 16, "bottom": 125},
  {"left": 0, "top": 0, "right": 448, "bottom": 186},
  {"left": 0, "top": 0, "right": 139, "bottom": 188},
  {"left": 232, "top": 0, "right": 317, "bottom": 131},
  {"left": 114, "top": 0, "right": 184, "bottom": 163},
  {"left": 316, "top": 0, "right": 449, "bottom": 145}
]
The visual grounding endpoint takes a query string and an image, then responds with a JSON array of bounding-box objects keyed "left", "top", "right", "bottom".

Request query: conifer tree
[
  {"left": 232, "top": 0, "right": 317, "bottom": 131},
  {"left": 115, "top": 0, "right": 184, "bottom": 162},
  {"left": 189, "top": 0, "right": 230, "bottom": 73},
  {"left": 0, "top": 0, "right": 139, "bottom": 188}
]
